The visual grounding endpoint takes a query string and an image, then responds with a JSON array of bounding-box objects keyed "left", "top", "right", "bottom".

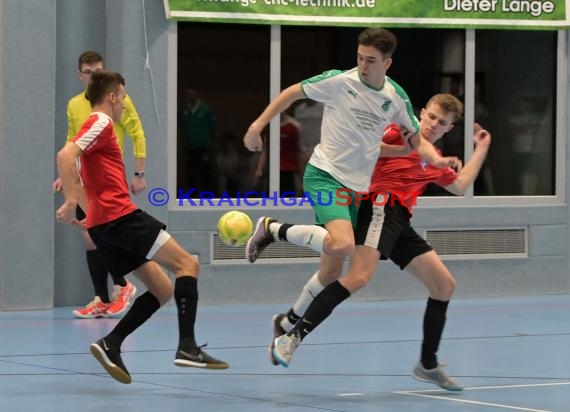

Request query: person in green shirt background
[{"left": 179, "top": 86, "right": 216, "bottom": 192}]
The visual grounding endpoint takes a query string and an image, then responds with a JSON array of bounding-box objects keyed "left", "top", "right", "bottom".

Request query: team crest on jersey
[
  {"left": 382, "top": 99, "right": 392, "bottom": 111},
  {"left": 420, "top": 158, "right": 429, "bottom": 170}
]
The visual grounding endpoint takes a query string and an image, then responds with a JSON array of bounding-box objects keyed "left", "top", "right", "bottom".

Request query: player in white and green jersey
[
  {"left": 242, "top": 28, "right": 460, "bottom": 365},
  {"left": 302, "top": 67, "right": 418, "bottom": 193},
  {"left": 243, "top": 28, "right": 456, "bottom": 261}
]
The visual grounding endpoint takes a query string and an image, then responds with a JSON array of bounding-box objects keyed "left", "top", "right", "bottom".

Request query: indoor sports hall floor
[{"left": 1, "top": 294, "right": 569, "bottom": 412}]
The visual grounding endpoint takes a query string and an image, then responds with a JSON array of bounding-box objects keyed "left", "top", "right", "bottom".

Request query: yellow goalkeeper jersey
[{"left": 66, "top": 91, "right": 146, "bottom": 158}]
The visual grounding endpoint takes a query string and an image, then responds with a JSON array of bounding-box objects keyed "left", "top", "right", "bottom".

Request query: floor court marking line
[
  {"left": 394, "top": 391, "right": 551, "bottom": 412},
  {"left": 395, "top": 382, "right": 570, "bottom": 412},
  {"left": 401, "top": 381, "right": 570, "bottom": 392}
]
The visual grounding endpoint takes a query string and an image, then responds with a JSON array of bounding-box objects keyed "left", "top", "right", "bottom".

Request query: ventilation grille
[
  {"left": 211, "top": 233, "right": 320, "bottom": 264},
  {"left": 211, "top": 228, "right": 527, "bottom": 264},
  {"left": 425, "top": 228, "right": 527, "bottom": 257}
]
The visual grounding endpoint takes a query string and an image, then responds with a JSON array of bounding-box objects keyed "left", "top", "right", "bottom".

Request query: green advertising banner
[{"left": 164, "top": 0, "right": 569, "bottom": 29}]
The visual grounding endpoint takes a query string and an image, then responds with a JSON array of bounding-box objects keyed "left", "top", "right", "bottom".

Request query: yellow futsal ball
[{"left": 217, "top": 211, "right": 254, "bottom": 246}]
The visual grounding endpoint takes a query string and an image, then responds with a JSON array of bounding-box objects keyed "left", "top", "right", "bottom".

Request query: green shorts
[{"left": 303, "top": 163, "right": 359, "bottom": 228}]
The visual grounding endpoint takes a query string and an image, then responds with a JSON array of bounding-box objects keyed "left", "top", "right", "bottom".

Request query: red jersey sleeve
[{"left": 435, "top": 167, "right": 458, "bottom": 187}]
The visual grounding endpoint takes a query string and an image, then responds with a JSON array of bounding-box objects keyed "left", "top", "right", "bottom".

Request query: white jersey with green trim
[{"left": 301, "top": 67, "right": 418, "bottom": 192}]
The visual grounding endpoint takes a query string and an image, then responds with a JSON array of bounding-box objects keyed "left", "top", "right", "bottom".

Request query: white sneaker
[
  {"left": 268, "top": 314, "right": 287, "bottom": 366},
  {"left": 412, "top": 362, "right": 463, "bottom": 391}
]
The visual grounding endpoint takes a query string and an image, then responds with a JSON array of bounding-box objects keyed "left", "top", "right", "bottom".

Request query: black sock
[
  {"left": 105, "top": 291, "right": 161, "bottom": 347},
  {"left": 114, "top": 277, "right": 127, "bottom": 287},
  {"left": 174, "top": 276, "right": 199, "bottom": 350},
  {"left": 86, "top": 250, "right": 110, "bottom": 303},
  {"left": 286, "top": 308, "right": 301, "bottom": 325},
  {"left": 291, "top": 281, "right": 350, "bottom": 341},
  {"left": 277, "top": 224, "right": 293, "bottom": 241},
  {"left": 421, "top": 297, "right": 449, "bottom": 370}
]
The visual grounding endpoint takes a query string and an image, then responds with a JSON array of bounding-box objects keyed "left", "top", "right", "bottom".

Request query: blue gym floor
[{"left": 1, "top": 294, "right": 569, "bottom": 412}]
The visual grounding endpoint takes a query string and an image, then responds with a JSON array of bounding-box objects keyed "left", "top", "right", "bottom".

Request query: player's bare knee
[
  {"left": 171, "top": 253, "right": 200, "bottom": 277},
  {"left": 187, "top": 254, "right": 200, "bottom": 274},
  {"left": 354, "top": 274, "right": 371, "bottom": 290},
  {"left": 343, "top": 272, "right": 370, "bottom": 292},
  {"left": 441, "top": 277, "right": 456, "bottom": 299},
  {"left": 431, "top": 277, "right": 456, "bottom": 300},
  {"left": 327, "top": 239, "right": 355, "bottom": 257}
]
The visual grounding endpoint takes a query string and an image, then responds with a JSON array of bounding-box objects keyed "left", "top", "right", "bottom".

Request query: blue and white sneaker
[
  {"left": 268, "top": 314, "right": 287, "bottom": 366},
  {"left": 272, "top": 331, "right": 301, "bottom": 368},
  {"left": 412, "top": 362, "right": 463, "bottom": 391}
]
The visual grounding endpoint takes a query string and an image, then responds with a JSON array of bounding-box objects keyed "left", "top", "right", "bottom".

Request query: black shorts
[
  {"left": 87, "top": 209, "right": 167, "bottom": 279},
  {"left": 354, "top": 194, "right": 432, "bottom": 270}
]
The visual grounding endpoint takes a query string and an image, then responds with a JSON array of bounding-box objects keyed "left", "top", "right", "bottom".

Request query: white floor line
[
  {"left": 394, "top": 391, "right": 551, "bottom": 412},
  {"left": 402, "top": 381, "right": 570, "bottom": 392}
]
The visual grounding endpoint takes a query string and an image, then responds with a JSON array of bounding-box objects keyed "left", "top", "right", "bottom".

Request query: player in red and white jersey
[
  {"left": 56, "top": 71, "right": 228, "bottom": 384},
  {"left": 57, "top": 51, "right": 145, "bottom": 320},
  {"left": 273, "top": 94, "right": 491, "bottom": 390},
  {"left": 72, "top": 112, "right": 137, "bottom": 227},
  {"left": 354, "top": 96, "right": 489, "bottom": 390},
  {"left": 368, "top": 122, "right": 458, "bottom": 216}
]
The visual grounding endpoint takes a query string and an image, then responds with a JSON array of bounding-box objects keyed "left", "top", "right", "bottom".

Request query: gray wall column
[{"left": 0, "top": 0, "right": 57, "bottom": 309}]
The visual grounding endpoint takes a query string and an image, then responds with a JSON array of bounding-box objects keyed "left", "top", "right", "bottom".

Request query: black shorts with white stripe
[
  {"left": 354, "top": 194, "right": 432, "bottom": 270},
  {"left": 88, "top": 209, "right": 167, "bottom": 279}
]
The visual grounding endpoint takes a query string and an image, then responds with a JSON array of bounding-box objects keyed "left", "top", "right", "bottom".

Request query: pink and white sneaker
[
  {"left": 72, "top": 296, "right": 110, "bottom": 319},
  {"left": 107, "top": 281, "right": 137, "bottom": 317}
]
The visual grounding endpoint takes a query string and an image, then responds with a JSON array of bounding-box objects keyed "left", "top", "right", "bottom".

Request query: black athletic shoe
[
  {"left": 174, "top": 344, "right": 229, "bottom": 369},
  {"left": 246, "top": 217, "right": 277, "bottom": 263},
  {"left": 90, "top": 338, "right": 132, "bottom": 384},
  {"left": 268, "top": 314, "right": 287, "bottom": 366}
]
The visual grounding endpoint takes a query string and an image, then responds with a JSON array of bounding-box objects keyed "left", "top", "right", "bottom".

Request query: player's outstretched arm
[
  {"left": 445, "top": 124, "right": 491, "bottom": 195},
  {"left": 244, "top": 83, "right": 304, "bottom": 152},
  {"left": 410, "top": 133, "right": 462, "bottom": 171}
]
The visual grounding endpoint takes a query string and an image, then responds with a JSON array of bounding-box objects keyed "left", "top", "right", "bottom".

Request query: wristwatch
[{"left": 134, "top": 171, "right": 145, "bottom": 178}]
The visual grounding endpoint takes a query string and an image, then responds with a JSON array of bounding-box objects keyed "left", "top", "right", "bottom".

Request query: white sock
[
  {"left": 268, "top": 222, "right": 282, "bottom": 242},
  {"left": 270, "top": 223, "right": 327, "bottom": 253},
  {"left": 291, "top": 271, "right": 325, "bottom": 319},
  {"left": 281, "top": 317, "right": 295, "bottom": 332}
]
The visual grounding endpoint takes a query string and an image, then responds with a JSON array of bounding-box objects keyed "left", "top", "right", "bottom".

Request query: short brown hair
[
  {"left": 78, "top": 50, "right": 104, "bottom": 70},
  {"left": 358, "top": 28, "right": 397, "bottom": 58},
  {"left": 86, "top": 71, "right": 125, "bottom": 106},
  {"left": 426, "top": 93, "right": 464, "bottom": 123}
]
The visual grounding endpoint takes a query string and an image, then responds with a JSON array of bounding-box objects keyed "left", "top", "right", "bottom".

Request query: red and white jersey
[
  {"left": 370, "top": 124, "right": 457, "bottom": 215},
  {"left": 72, "top": 112, "right": 137, "bottom": 228}
]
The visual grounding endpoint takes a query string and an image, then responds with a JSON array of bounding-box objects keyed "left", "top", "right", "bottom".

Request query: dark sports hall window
[{"left": 177, "top": 24, "right": 560, "bottom": 200}]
